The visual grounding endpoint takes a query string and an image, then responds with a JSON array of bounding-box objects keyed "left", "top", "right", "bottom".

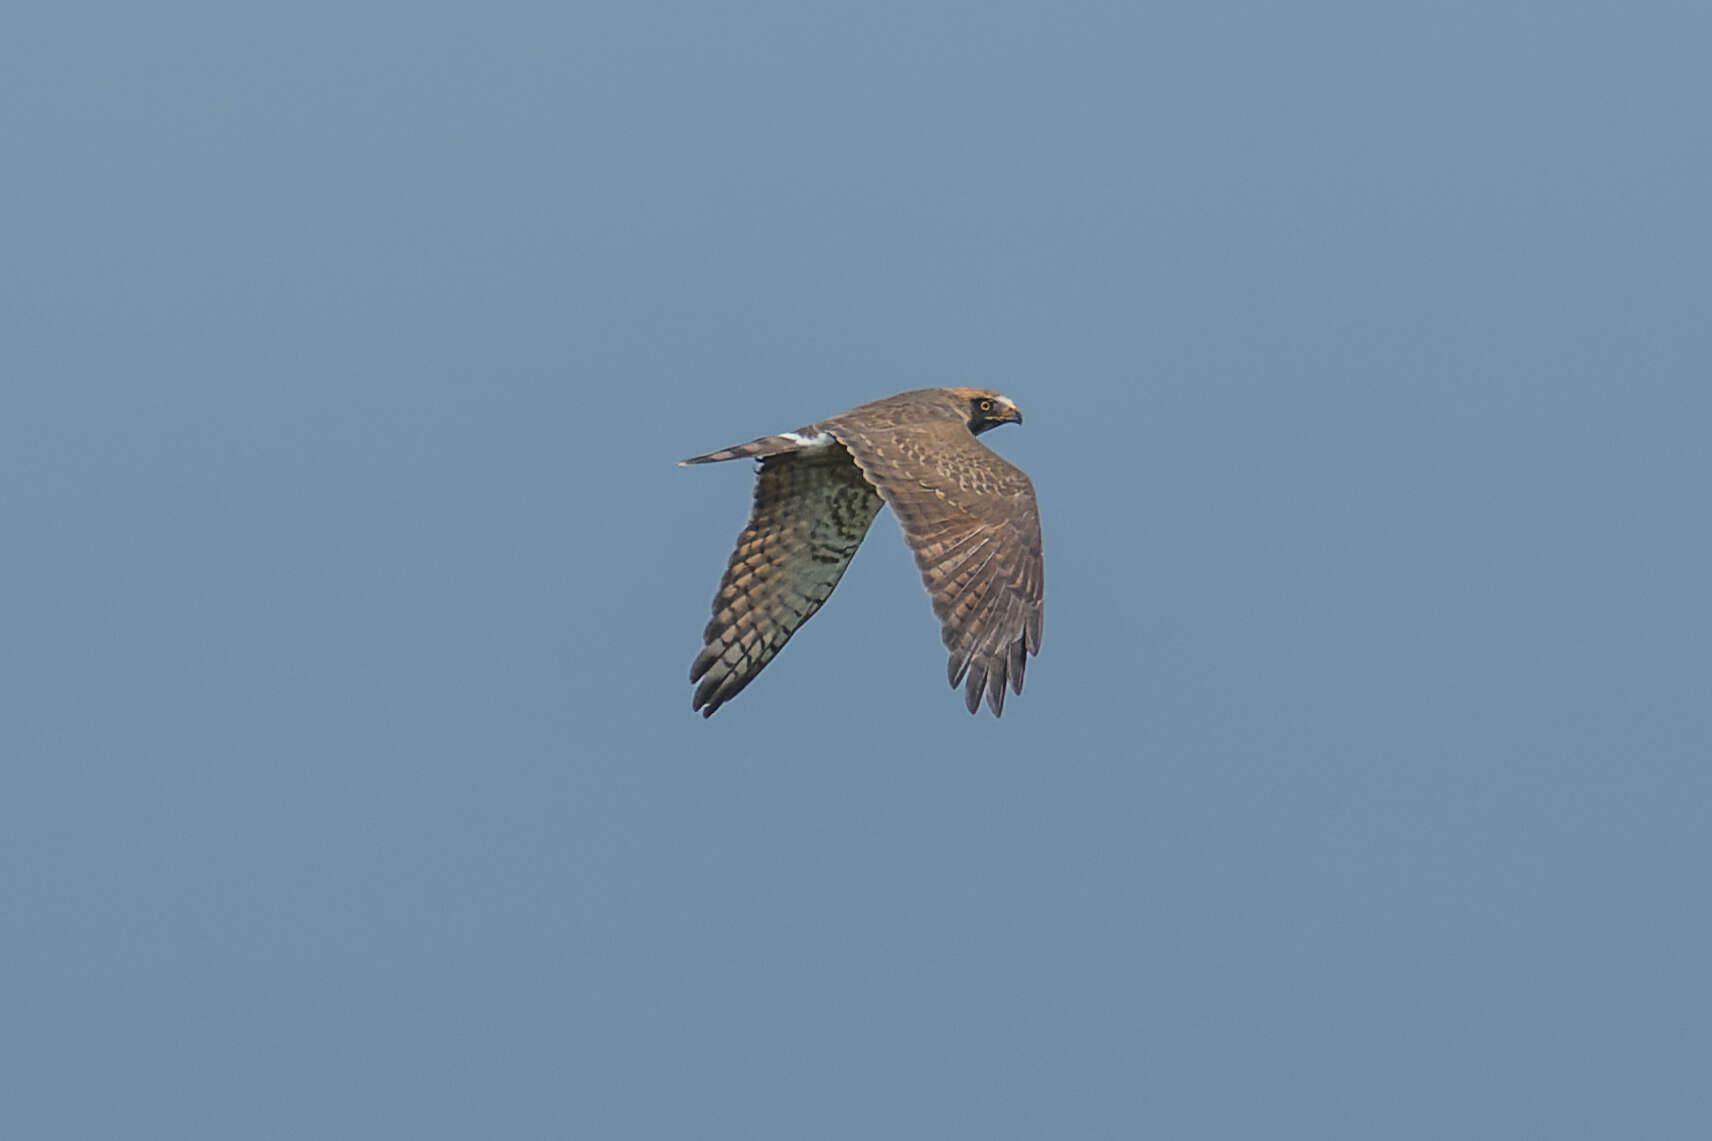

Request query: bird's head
[{"left": 951, "top": 388, "right": 1023, "bottom": 435}]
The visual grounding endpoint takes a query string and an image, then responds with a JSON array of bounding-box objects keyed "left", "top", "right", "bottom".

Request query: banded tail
[{"left": 679, "top": 429, "right": 834, "bottom": 466}]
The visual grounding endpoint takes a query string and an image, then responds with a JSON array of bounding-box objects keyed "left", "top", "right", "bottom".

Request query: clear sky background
[{"left": 6, "top": 2, "right": 1709, "bottom": 1137}]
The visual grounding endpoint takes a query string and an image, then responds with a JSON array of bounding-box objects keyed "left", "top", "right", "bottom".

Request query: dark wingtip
[
  {"left": 985, "top": 658, "right": 1008, "bottom": 716},
  {"left": 690, "top": 662, "right": 720, "bottom": 716},
  {"left": 962, "top": 662, "right": 986, "bottom": 714}
]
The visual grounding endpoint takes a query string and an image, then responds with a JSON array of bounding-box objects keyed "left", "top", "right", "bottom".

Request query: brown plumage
[{"left": 681, "top": 387, "right": 1044, "bottom": 717}]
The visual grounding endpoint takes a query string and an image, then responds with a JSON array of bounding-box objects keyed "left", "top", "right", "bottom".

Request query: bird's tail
[{"left": 678, "top": 429, "right": 832, "bottom": 466}]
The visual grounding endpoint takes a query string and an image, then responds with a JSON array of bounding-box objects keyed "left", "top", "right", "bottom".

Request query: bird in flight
[{"left": 681, "top": 387, "right": 1044, "bottom": 717}]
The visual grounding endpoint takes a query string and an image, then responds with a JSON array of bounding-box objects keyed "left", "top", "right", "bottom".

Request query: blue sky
[{"left": 6, "top": 2, "right": 1710, "bottom": 1137}]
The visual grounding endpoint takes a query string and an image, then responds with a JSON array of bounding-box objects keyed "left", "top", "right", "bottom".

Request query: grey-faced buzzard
[{"left": 681, "top": 388, "right": 1044, "bottom": 717}]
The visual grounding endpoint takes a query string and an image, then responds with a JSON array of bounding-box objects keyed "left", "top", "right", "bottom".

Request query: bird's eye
[{"left": 978, "top": 399, "right": 993, "bottom": 412}]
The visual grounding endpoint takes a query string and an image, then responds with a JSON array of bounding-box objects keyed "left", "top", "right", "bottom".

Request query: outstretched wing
[
  {"left": 829, "top": 420, "right": 1044, "bottom": 715},
  {"left": 689, "top": 446, "right": 884, "bottom": 716}
]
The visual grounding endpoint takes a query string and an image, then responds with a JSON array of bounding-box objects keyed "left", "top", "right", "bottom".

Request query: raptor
[{"left": 681, "top": 388, "right": 1044, "bottom": 717}]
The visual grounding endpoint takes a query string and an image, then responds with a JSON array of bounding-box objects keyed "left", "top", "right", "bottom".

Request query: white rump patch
[{"left": 781, "top": 430, "right": 833, "bottom": 448}]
